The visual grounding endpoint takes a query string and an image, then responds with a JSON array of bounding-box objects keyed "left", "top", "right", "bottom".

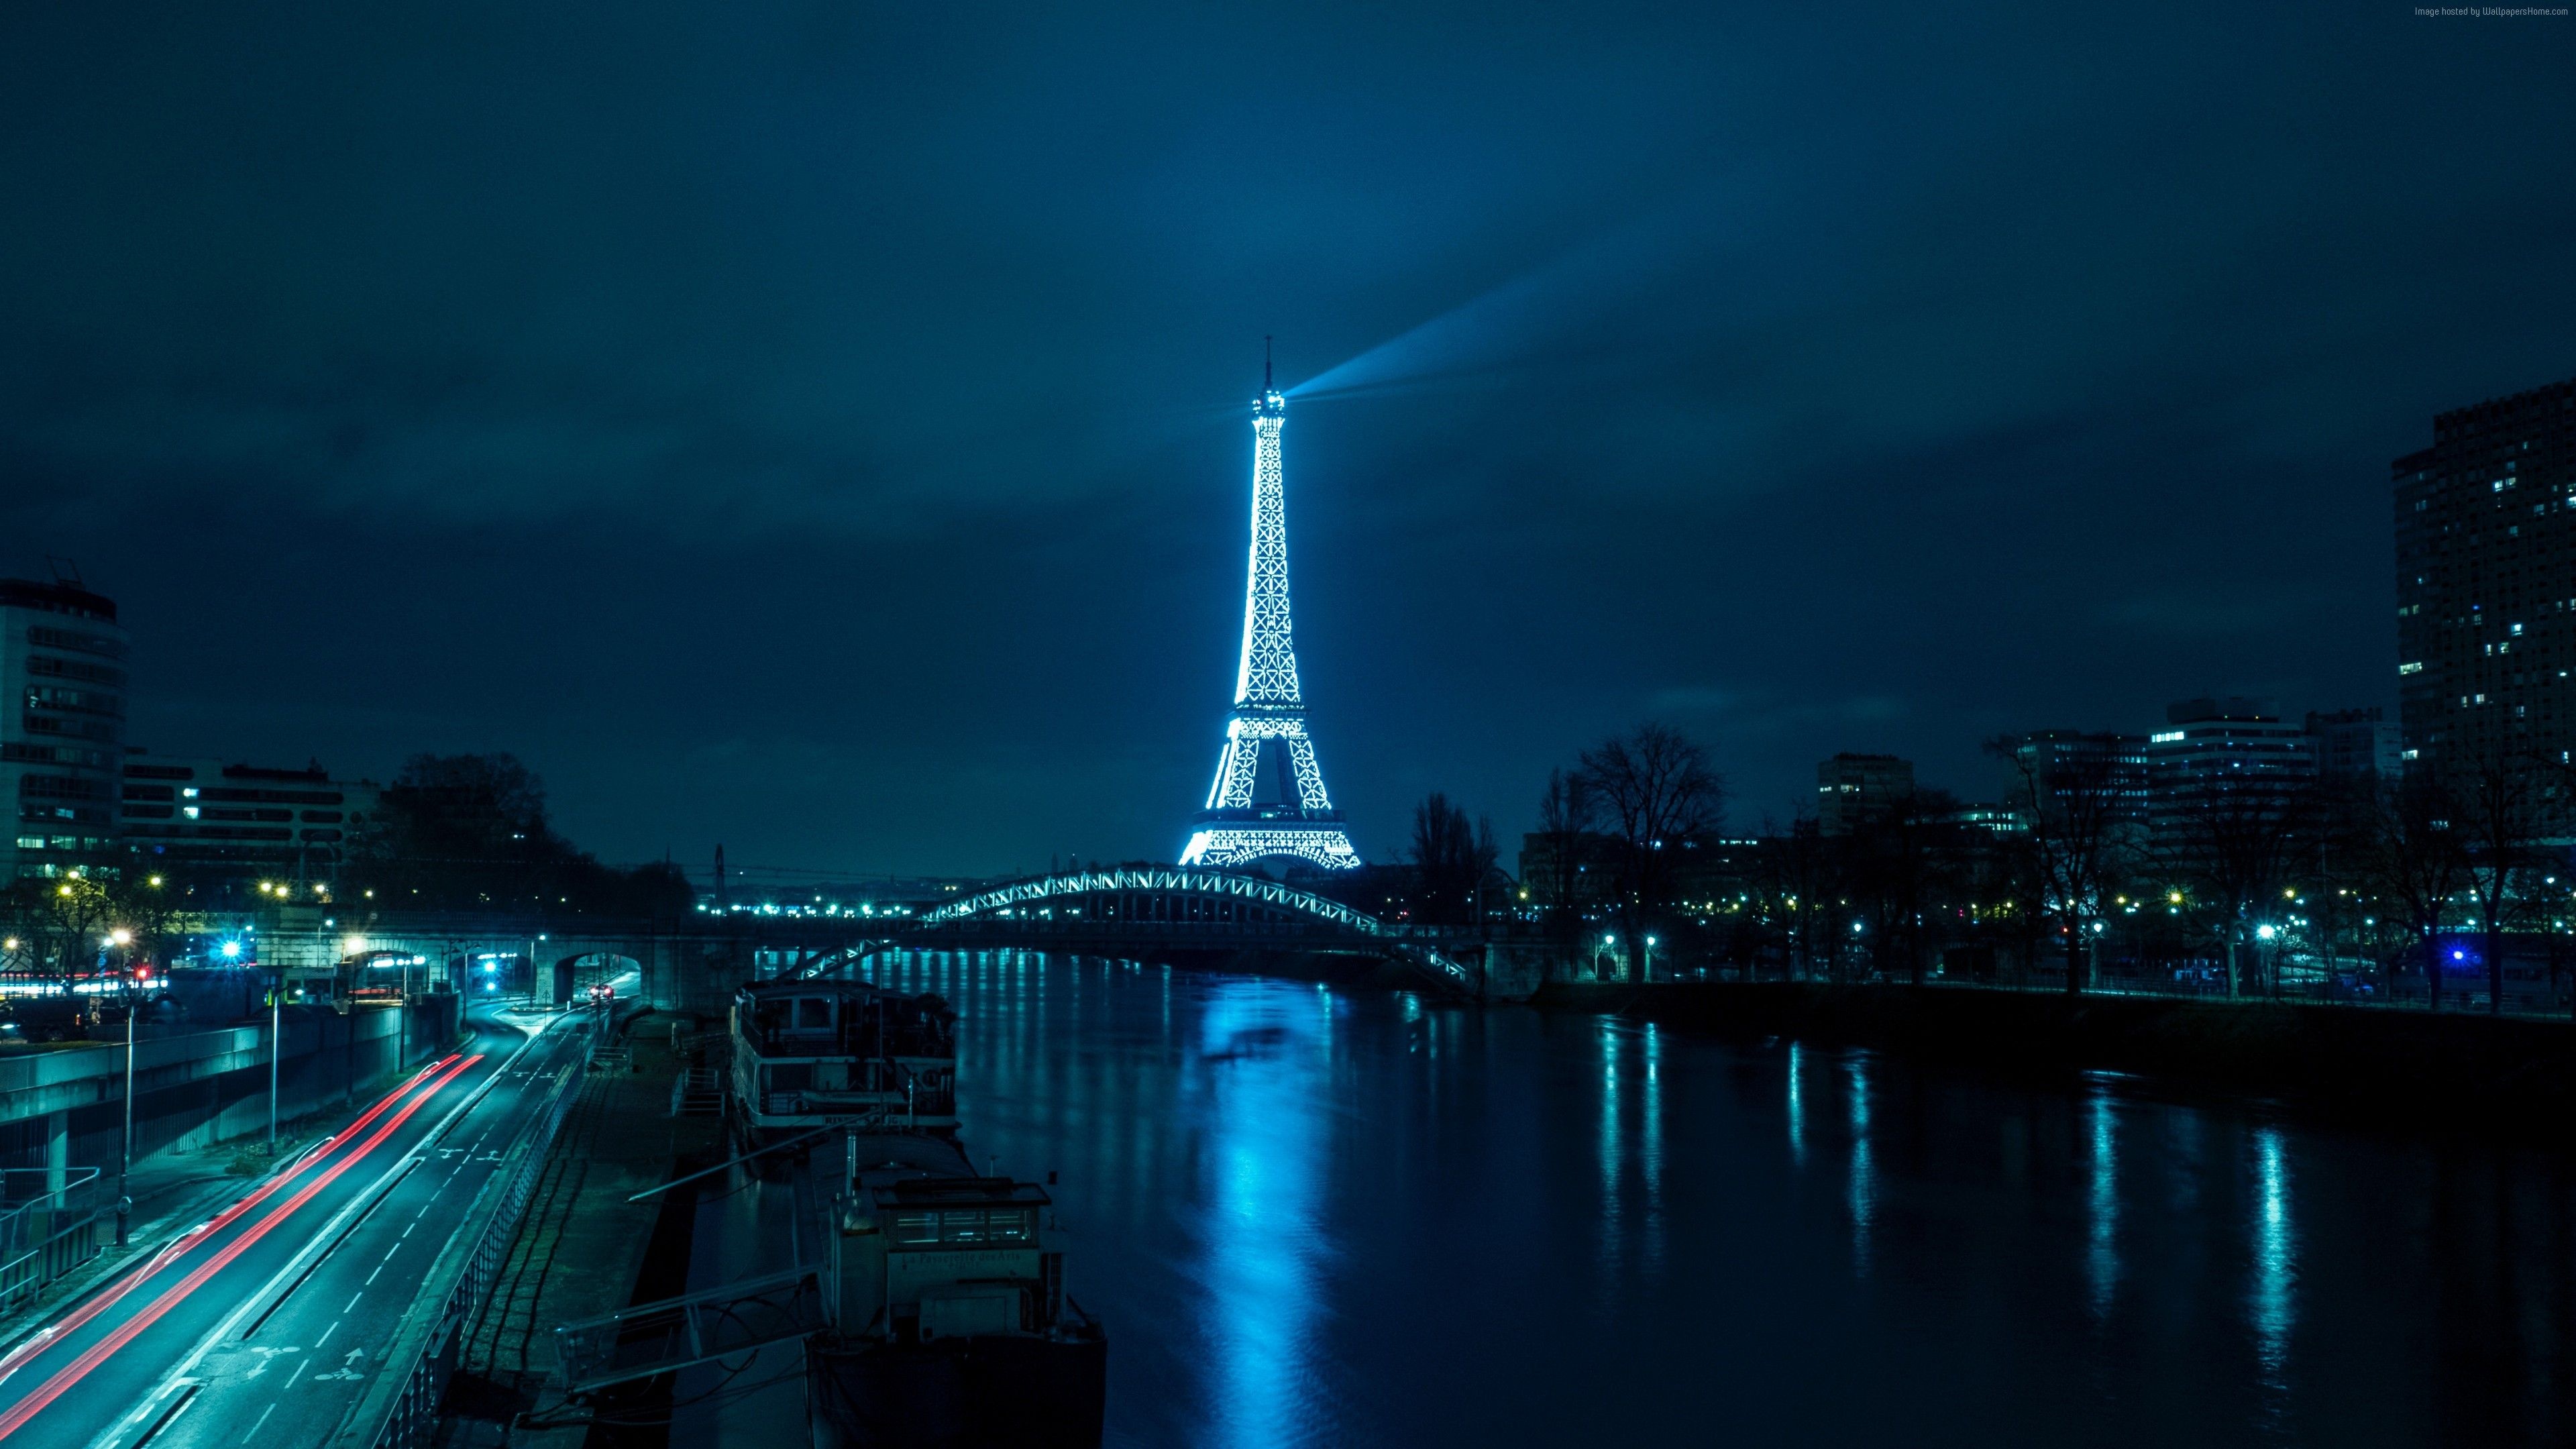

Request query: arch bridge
[{"left": 790, "top": 868, "right": 1474, "bottom": 996}]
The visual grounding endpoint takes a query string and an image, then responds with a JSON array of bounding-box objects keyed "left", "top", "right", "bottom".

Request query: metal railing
[
  {"left": 0, "top": 1166, "right": 105, "bottom": 1312},
  {"left": 343, "top": 1020, "right": 592, "bottom": 1448},
  {"left": 553, "top": 1264, "right": 826, "bottom": 1393}
]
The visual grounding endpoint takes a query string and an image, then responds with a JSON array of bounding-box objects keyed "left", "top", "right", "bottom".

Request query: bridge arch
[
  {"left": 794, "top": 868, "right": 1474, "bottom": 994},
  {"left": 915, "top": 868, "right": 1387, "bottom": 936}
]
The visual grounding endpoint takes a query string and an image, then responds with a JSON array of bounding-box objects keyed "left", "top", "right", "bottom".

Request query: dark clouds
[{"left": 2, "top": 3, "right": 2571, "bottom": 873}]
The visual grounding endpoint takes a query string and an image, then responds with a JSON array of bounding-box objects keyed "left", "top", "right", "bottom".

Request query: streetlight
[
  {"left": 268, "top": 958, "right": 283, "bottom": 1155},
  {"left": 116, "top": 934, "right": 135, "bottom": 1248},
  {"left": 1644, "top": 935, "right": 1658, "bottom": 983}
]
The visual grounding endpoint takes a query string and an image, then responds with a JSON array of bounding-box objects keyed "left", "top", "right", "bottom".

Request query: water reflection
[
  {"left": 918, "top": 955, "right": 2576, "bottom": 1448},
  {"left": 1642, "top": 1022, "right": 1664, "bottom": 1273},
  {"left": 1190, "top": 981, "right": 1328, "bottom": 1449},
  {"left": 2088, "top": 1082, "right": 2118, "bottom": 1324},
  {"left": 2250, "top": 1126, "right": 2296, "bottom": 1415},
  {"left": 1786, "top": 1040, "right": 1805, "bottom": 1166},
  {"left": 1847, "top": 1056, "right": 1874, "bottom": 1278},
  {"left": 1597, "top": 1020, "right": 1623, "bottom": 1303}
]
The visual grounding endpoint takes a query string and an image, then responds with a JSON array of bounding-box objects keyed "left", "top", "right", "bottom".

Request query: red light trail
[
  {"left": 0, "top": 1055, "right": 462, "bottom": 1392},
  {"left": 0, "top": 1053, "right": 482, "bottom": 1440}
]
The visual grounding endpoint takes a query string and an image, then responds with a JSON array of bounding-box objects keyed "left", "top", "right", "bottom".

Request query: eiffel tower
[{"left": 1178, "top": 351, "right": 1362, "bottom": 871}]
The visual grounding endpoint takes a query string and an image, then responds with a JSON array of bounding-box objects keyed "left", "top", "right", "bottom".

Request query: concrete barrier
[{"left": 0, "top": 995, "right": 462, "bottom": 1184}]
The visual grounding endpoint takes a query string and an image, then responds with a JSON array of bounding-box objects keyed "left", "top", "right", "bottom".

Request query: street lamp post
[
  {"left": 268, "top": 963, "right": 282, "bottom": 1154},
  {"left": 1644, "top": 934, "right": 1658, "bottom": 983},
  {"left": 119, "top": 978, "right": 133, "bottom": 1247}
]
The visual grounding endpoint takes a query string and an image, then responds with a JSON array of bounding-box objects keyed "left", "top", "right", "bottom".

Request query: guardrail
[
  {"left": 0, "top": 1165, "right": 105, "bottom": 1312},
  {"left": 339, "top": 1017, "right": 594, "bottom": 1448}
]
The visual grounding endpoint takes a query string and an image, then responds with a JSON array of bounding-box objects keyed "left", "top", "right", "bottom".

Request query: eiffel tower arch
[{"left": 1178, "top": 361, "right": 1361, "bottom": 871}]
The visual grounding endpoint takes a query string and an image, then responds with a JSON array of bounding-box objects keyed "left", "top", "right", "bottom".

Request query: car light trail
[
  {"left": 0, "top": 1054, "right": 483, "bottom": 1441},
  {"left": 0, "top": 1055, "right": 465, "bottom": 1392}
]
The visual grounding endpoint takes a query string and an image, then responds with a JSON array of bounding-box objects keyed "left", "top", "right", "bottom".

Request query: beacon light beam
[{"left": 1285, "top": 209, "right": 1711, "bottom": 405}]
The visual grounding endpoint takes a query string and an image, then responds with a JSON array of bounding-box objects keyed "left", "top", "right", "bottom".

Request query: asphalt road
[{"left": 0, "top": 1004, "right": 595, "bottom": 1449}]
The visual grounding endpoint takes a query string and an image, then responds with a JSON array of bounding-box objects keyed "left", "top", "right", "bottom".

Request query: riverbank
[{"left": 1532, "top": 980, "right": 2576, "bottom": 1143}]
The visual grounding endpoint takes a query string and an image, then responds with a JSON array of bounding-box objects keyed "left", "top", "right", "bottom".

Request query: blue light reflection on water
[{"left": 925, "top": 954, "right": 2576, "bottom": 1448}]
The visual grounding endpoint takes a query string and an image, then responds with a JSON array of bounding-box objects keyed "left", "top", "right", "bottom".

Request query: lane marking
[
  {"left": 239, "top": 1403, "right": 274, "bottom": 1442},
  {"left": 127, "top": 1379, "right": 199, "bottom": 1448},
  {"left": 281, "top": 1358, "right": 307, "bottom": 1391},
  {"left": 341, "top": 1292, "right": 362, "bottom": 1315},
  {"left": 0, "top": 1056, "right": 461, "bottom": 1391},
  {"left": 314, "top": 1321, "right": 337, "bottom": 1350},
  {"left": 237, "top": 1157, "right": 417, "bottom": 1340},
  {"left": 363, "top": 1264, "right": 383, "bottom": 1287},
  {"left": 0, "top": 1056, "right": 482, "bottom": 1441}
]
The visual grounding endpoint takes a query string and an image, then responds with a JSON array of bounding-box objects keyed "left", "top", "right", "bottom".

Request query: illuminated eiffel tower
[{"left": 1178, "top": 351, "right": 1361, "bottom": 871}]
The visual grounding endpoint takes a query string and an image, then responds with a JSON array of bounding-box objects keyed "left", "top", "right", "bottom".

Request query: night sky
[{"left": 4, "top": 5, "right": 2573, "bottom": 877}]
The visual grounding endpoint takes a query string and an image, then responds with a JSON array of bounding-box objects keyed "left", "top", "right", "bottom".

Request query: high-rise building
[
  {"left": 2304, "top": 707, "right": 2402, "bottom": 784},
  {"left": 1815, "top": 753, "right": 1914, "bottom": 835},
  {"left": 119, "top": 754, "right": 382, "bottom": 886},
  {"left": 2394, "top": 373, "right": 2576, "bottom": 777},
  {"left": 0, "top": 577, "right": 129, "bottom": 879},
  {"left": 2146, "top": 698, "right": 2316, "bottom": 850}
]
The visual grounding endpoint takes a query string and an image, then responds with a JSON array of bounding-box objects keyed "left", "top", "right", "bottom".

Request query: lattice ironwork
[
  {"left": 1181, "top": 384, "right": 1358, "bottom": 869},
  {"left": 917, "top": 867, "right": 1385, "bottom": 934}
]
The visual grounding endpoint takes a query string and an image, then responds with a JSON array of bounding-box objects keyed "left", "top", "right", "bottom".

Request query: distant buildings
[
  {"left": 2146, "top": 698, "right": 2316, "bottom": 850},
  {"left": 2304, "top": 706, "right": 2401, "bottom": 783},
  {"left": 1, "top": 577, "right": 129, "bottom": 880},
  {"left": 120, "top": 755, "right": 382, "bottom": 885},
  {"left": 3, "top": 572, "right": 386, "bottom": 889},
  {"left": 2393, "top": 372, "right": 2576, "bottom": 778},
  {"left": 2005, "top": 729, "right": 2151, "bottom": 830},
  {"left": 1815, "top": 753, "right": 1913, "bottom": 835}
]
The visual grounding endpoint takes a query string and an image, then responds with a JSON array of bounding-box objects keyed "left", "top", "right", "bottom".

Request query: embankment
[{"left": 1534, "top": 981, "right": 2576, "bottom": 1142}]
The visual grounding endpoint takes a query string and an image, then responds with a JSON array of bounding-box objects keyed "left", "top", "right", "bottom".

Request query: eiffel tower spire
[{"left": 1178, "top": 358, "right": 1360, "bottom": 871}]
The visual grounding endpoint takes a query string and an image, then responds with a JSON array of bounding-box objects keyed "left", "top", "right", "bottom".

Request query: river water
[{"left": 856, "top": 952, "right": 2576, "bottom": 1447}]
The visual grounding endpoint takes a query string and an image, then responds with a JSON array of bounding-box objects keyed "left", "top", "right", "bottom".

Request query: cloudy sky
[{"left": 3, "top": 3, "right": 2572, "bottom": 877}]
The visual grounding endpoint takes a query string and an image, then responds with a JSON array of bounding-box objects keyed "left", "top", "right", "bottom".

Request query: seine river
[{"left": 853, "top": 953, "right": 2576, "bottom": 1447}]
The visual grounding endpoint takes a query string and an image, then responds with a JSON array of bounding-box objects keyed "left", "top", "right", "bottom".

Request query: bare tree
[
  {"left": 2161, "top": 770, "right": 2318, "bottom": 998},
  {"left": 1760, "top": 816, "right": 1833, "bottom": 981},
  {"left": 2363, "top": 773, "right": 2470, "bottom": 1010},
  {"left": 1408, "top": 792, "right": 1497, "bottom": 926},
  {"left": 1532, "top": 767, "right": 1597, "bottom": 922},
  {"left": 1576, "top": 724, "right": 1725, "bottom": 979},
  {"left": 1991, "top": 737, "right": 2135, "bottom": 996},
  {"left": 2455, "top": 744, "right": 2561, "bottom": 1014},
  {"left": 1840, "top": 788, "right": 1966, "bottom": 986}
]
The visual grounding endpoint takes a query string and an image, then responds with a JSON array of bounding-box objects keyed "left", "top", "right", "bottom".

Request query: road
[{"left": 0, "top": 1004, "right": 594, "bottom": 1449}]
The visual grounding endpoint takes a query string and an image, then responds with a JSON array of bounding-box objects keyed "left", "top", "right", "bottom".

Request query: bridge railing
[{"left": 0, "top": 1165, "right": 105, "bottom": 1313}]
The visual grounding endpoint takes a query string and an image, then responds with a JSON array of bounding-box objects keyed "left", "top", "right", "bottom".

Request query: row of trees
[
  {"left": 1999, "top": 737, "right": 2576, "bottom": 1011},
  {"left": 1474, "top": 722, "right": 2576, "bottom": 1014},
  {"left": 343, "top": 753, "right": 692, "bottom": 918},
  {"left": 1523, "top": 723, "right": 1727, "bottom": 971}
]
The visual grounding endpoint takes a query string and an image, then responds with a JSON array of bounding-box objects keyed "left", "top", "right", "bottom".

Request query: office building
[
  {"left": 2394, "top": 373, "right": 2576, "bottom": 777},
  {"left": 2003, "top": 729, "right": 2151, "bottom": 830},
  {"left": 2304, "top": 707, "right": 2402, "bottom": 784},
  {"left": 2146, "top": 698, "right": 2316, "bottom": 850},
  {"left": 1, "top": 577, "right": 129, "bottom": 879},
  {"left": 121, "top": 755, "right": 382, "bottom": 885},
  {"left": 1816, "top": 753, "right": 1914, "bottom": 835}
]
